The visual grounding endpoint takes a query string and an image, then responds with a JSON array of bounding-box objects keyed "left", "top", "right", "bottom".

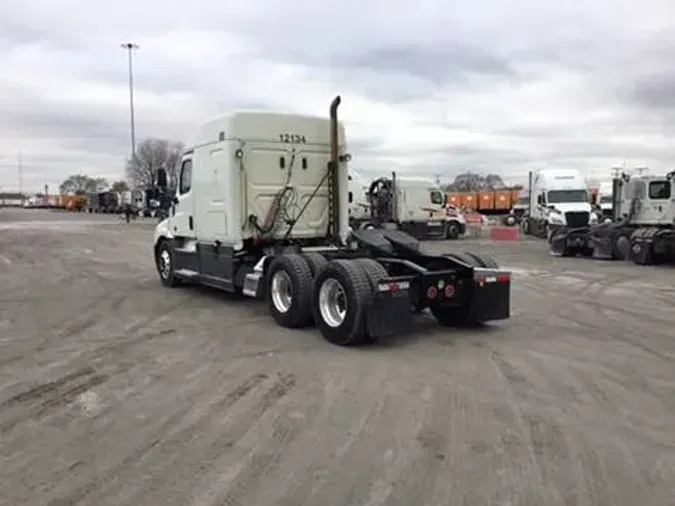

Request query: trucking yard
[{"left": 2, "top": 208, "right": 675, "bottom": 506}]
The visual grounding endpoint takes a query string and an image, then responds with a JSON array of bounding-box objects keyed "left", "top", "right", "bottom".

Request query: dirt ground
[{"left": 1, "top": 208, "right": 674, "bottom": 506}]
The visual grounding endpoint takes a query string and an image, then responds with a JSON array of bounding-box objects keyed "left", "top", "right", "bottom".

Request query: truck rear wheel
[
  {"left": 614, "top": 234, "right": 630, "bottom": 260},
  {"left": 312, "top": 260, "right": 372, "bottom": 346},
  {"left": 302, "top": 252, "right": 328, "bottom": 277},
  {"left": 629, "top": 239, "right": 654, "bottom": 266},
  {"left": 463, "top": 252, "right": 499, "bottom": 269},
  {"left": 267, "top": 254, "right": 314, "bottom": 328}
]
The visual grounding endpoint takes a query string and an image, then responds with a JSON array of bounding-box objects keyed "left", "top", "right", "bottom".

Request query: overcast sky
[{"left": 1, "top": 0, "right": 674, "bottom": 192}]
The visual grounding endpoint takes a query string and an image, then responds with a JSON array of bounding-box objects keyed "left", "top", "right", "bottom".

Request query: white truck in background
[
  {"left": 347, "top": 173, "right": 370, "bottom": 223},
  {"left": 522, "top": 168, "right": 597, "bottom": 242},
  {"left": 349, "top": 173, "right": 466, "bottom": 239},
  {"left": 593, "top": 181, "right": 614, "bottom": 220}
]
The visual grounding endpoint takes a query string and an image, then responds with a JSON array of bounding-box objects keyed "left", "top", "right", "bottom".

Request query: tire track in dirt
[
  {"left": 199, "top": 373, "right": 298, "bottom": 506},
  {"left": 488, "top": 349, "right": 609, "bottom": 504},
  {"left": 81, "top": 372, "right": 296, "bottom": 506},
  {"left": 268, "top": 379, "right": 389, "bottom": 506},
  {"left": 0, "top": 367, "right": 109, "bottom": 434},
  {"left": 46, "top": 372, "right": 271, "bottom": 506}
]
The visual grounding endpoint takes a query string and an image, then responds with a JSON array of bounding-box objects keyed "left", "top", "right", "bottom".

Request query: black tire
[
  {"left": 266, "top": 254, "right": 314, "bottom": 328},
  {"left": 614, "top": 234, "right": 630, "bottom": 260},
  {"left": 442, "top": 252, "right": 479, "bottom": 267},
  {"left": 351, "top": 258, "right": 393, "bottom": 334},
  {"left": 303, "top": 252, "right": 328, "bottom": 277},
  {"left": 352, "top": 258, "right": 388, "bottom": 287},
  {"left": 463, "top": 252, "right": 499, "bottom": 269},
  {"left": 311, "top": 259, "right": 373, "bottom": 346},
  {"left": 521, "top": 218, "right": 531, "bottom": 235},
  {"left": 629, "top": 239, "right": 653, "bottom": 266},
  {"left": 155, "top": 240, "right": 180, "bottom": 288},
  {"left": 445, "top": 221, "right": 461, "bottom": 239}
]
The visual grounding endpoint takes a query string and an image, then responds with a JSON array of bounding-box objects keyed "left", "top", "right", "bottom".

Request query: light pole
[{"left": 120, "top": 42, "right": 139, "bottom": 161}]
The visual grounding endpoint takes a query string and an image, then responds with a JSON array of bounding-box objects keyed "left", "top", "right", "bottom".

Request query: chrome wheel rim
[
  {"left": 318, "top": 278, "right": 347, "bottom": 328},
  {"left": 159, "top": 250, "right": 171, "bottom": 279},
  {"left": 271, "top": 271, "right": 293, "bottom": 313}
]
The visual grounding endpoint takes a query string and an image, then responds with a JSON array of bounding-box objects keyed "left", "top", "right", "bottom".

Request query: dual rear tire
[{"left": 266, "top": 254, "right": 386, "bottom": 346}]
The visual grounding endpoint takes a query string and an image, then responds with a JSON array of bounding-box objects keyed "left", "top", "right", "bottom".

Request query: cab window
[
  {"left": 430, "top": 190, "right": 444, "bottom": 205},
  {"left": 179, "top": 159, "right": 192, "bottom": 194},
  {"left": 648, "top": 181, "right": 671, "bottom": 200}
]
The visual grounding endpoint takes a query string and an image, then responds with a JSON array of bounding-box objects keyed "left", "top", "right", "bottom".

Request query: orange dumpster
[
  {"left": 477, "top": 191, "right": 495, "bottom": 211},
  {"left": 494, "top": 190, "right": 511, "bottom": 211},
  {"left": 460, "top": 192, "right": 477, "bottom": 209}
]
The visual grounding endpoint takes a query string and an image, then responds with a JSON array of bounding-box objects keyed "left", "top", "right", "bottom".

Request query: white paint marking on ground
[{"left": 0, "top": 255, "right": 11, "bottom": 265}]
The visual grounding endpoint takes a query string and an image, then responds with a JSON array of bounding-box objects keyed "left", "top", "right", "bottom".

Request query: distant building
[{"left": 0, "top": 192, "right": 26, "bottom": 207}]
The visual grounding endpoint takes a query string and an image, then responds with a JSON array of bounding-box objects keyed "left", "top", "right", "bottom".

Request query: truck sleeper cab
[{"left": 153, "top": 96, "right": 511, "bottom": 346}]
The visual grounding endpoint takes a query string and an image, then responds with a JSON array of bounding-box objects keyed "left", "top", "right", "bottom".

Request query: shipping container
[
  {"left": 460, "top": 192, "right": 477, "bottom": 209},
  {"left": 477, "top": 191, "right": 495, "bottom": 211},
  {"left": 494, "top": 190, "right": 512, "bottom": 210},
  {"left": 446, "top": 193, "right": 461, "bottom": 207}
]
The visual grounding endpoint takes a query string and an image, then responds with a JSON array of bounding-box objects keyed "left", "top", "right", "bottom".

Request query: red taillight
[
  {"left": 444, "top": 284, "right": 455, "bottom": 298},
  {"left": 426, "top": 286, "right": 438, "bottom": 299},
  {"left": 388, "top": 282, "right": 399, "bottom": 292}
]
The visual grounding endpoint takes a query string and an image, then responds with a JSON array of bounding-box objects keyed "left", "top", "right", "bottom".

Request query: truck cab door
[
  {"left": 646, "top": 179, "right": 673, "bottom": 224},
  {"left": 170, "top": 158, "right": 196, "bottom": 238}
]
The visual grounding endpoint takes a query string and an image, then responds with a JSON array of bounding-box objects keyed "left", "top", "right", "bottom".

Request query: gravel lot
[{"left": 1, "top": 208, "right": 674, "bottom": 506}]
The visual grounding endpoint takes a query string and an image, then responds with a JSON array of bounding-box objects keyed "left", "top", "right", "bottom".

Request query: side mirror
[
  {"left": 156, "top": 168, "right": 167, "bottom": 188},
  {"left": 172, "top": 196, "right": 179, "bottom": 205}
]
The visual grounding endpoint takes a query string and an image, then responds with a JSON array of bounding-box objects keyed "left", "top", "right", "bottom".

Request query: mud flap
[{"left": 366, "top": 282, "right": 414, "bottom": 338}]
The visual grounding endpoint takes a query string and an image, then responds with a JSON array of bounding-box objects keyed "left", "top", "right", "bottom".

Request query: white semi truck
[
  {"left": 559, "top": 172, "right": 675, "bottom": 264},
  {"left": 592, "top": 181, "right": 614, "bottom": 219},
  {"left": 522, "top": 169, "right": 597, "bottom": 245},
  {"left": 349, "top": 173, "right": 467, "bottom": 240},
  {"left": 152, "top": 96, "right": 512, "bottom": 346}
]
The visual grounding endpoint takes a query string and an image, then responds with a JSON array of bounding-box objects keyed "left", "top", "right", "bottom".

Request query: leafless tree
[
  {"left": 110, "top": 180, "right": 130, "bottom": 192},
  {"left": 125, "top": 137, "right": 185, "bottom": 189},
  {"left": 59, "top": 175, "right": 108, "bottom": 195},
  {"left": 445, "top": 172, "right": 507, "bottom": 192}
]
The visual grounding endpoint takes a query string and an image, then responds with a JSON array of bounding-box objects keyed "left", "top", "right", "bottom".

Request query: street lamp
[{"left": 120, "top": 42, "right": 139, "bottom": 161}]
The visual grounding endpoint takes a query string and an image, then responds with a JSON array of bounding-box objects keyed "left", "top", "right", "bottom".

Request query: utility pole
[
  {"left": 120, "top": 42, "right": 139, "bottom": 161},
  {"left": 18, "top": 150, "right": 23, "bottom": 204}
]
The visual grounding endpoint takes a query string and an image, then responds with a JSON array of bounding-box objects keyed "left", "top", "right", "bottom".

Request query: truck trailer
[{"left": 152, "top": 96, "right": 511, "bottom": 346}]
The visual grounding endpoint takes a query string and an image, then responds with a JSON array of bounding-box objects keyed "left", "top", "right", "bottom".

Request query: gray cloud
[
  {"left": 1, "top": 0, "right": 675, "bottom": 191},
  {"left": 630, "top": 72, "right": 675, "bottom": 112},
  {"left": 333, "top": 44, "right": 514, "bottom": 87}
]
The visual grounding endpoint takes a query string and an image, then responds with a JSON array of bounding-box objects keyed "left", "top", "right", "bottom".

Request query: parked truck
[
  {"left": 522, "top": 168, "right": 598, "bottom": 242},
  {"left": 592, "top": 181, "right": 614, "bottom": 220},
  {"left": 350, "top": 173, "right": 467, "bottom": 240},
  {"left": 554, "top": 172, "right": 675, "bottom": 265},
  {"left": 152, "top": 96, "right": 511, "bottom": 346}
]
